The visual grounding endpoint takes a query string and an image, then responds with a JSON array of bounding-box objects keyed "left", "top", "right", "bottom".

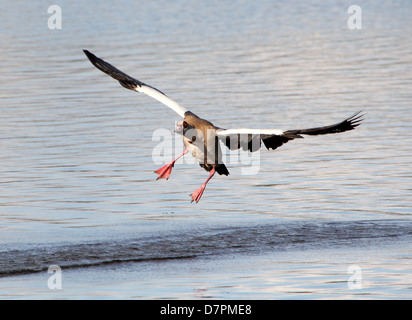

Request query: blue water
[{"left": 0, "top": 0, "right": 411, "bottom": 299}]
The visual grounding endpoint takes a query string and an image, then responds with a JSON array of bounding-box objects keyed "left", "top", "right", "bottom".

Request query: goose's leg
[
  {"left": 190, "top": 167, "right": 216, "bottom": 203},
  {"left": 154, "top": 148, "right": 188, "bottom": 180}
]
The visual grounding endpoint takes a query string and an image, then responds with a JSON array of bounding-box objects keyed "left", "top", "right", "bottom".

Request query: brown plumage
[{"left": 181, "top": 111, "right": 229, "bottom": 176}]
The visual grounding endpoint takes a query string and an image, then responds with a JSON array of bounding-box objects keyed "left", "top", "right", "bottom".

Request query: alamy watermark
[
  {"left": 347, "top": 265, "right": 362, "bottom": 289},
  {"left": 47, "top": 5, "right": 62, "bottom": 30},
  {"left": 152, "top": 128, "right": 261, "bottom": 175},
  {"left": 47, "top": 265, "right": 62, "bottom": 290},
  {"left": 348, "top": 5, "right": 362, "bottom": 30},
  {"left": 46, "top": 5, "right": 361, "bottom": 31}
]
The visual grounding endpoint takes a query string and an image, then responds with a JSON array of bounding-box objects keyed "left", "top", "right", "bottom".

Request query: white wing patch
[
  {"left": 136, "top": 85, "right": 187, "bottom": 118},
  {"left": 216, "top": 128, "right": 284, "bottom": 136}
]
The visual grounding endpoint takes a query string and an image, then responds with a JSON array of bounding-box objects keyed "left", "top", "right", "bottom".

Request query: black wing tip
[
  {"left": 347, "top": 111, "right": 365, "bottom": 128},
  {"left": 83, "top": 49, "right": 102, "bottom": 67},
  {"left": 82, "top": 49, "right": 94, "bottom": 60},
  {"left": 82, "top": 49, "right": 143, "bottom": 91},
  {"left": 82, "top": 49, "right": 103, "bottom": 69},
  {"left": 348, "top": 110, "right": 365, "bottom": 120}
]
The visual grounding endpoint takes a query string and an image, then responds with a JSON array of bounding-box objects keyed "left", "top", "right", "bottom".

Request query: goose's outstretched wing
[
  {"left": 83, "top": 50, "right": 188, "bottom": 118},
  {"left": 217, "top": 112, "right": 364, "bottom": 152}
]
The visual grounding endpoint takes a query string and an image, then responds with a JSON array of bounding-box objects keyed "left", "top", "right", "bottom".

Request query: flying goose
[{"left": 83, "top": 50, "right": 363, "bottom": 203}]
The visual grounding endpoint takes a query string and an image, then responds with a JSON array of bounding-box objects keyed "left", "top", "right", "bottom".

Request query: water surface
[{"left": 0, "top": 0, "right": 411, "bottom": 299}]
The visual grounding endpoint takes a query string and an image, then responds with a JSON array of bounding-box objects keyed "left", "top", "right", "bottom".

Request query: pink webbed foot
[
  {"left": 154, "top": 162, "right": 175, "bottom": 180},
  {"left": 190, "top": 167, "right": 216, "bottom": 203},
  {"left": 154, "top": 148, "right": 188, "bottom": 181},
  {"left": 190, "top": 184, "right": 206, "bottom": 203}
]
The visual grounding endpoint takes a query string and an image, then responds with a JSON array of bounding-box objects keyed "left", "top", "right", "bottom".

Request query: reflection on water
[{"left": 0, "top": 0, "right": 411, "bottom": 299}]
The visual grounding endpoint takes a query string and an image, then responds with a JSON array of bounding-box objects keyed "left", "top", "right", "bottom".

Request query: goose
[{"left": 83, "top": 50, "right": 363, "bottom": 203}]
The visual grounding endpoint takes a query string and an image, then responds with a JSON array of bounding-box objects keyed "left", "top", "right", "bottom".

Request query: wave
[{"left": 1, "top": 219, "right": 411, "bottom": 277}]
